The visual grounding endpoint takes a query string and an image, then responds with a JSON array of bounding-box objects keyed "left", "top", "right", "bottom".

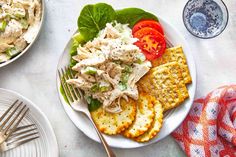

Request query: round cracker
[
  {"left": 91, "top": 98, "right": 136, "bottom": 135},
  {"left": 135, "top": 99, "right": 163, "bottom": 142},
  {"left": 123, "top": 93, "right": 155, "bottom": 138}
]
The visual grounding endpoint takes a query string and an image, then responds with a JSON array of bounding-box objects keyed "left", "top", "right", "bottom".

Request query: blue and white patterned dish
[{"left": 183, "top": 0, "right": 228, "bottom": 39}]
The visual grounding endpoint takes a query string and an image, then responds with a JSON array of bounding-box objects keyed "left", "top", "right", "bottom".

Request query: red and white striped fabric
[{"left": 172, "top": 85, "right": 236, "bottom": 157}]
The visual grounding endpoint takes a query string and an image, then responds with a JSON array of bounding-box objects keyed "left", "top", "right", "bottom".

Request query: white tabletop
[{"left": 0, "top": 0, "right": 235, "bottom": 156}]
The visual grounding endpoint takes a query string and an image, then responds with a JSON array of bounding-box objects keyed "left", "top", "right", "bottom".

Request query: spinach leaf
[
  {"left": 86, "top": 96, "right": 102, "bottom": 111},
  {"left": 70, "top": 39, "right": 79, "bottom": 56},
  {"left": 116, "top": 8, "right": 158, "bottom": 28},
  {"left": 78, "top": 3, "right": 116, "bottom": 41},
  {"left": 70, "top": 57, "right": 77, "bottom": 67}
]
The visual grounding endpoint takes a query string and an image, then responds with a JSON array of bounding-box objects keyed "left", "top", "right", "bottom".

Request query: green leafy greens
[
  {"left": 116, "top": 8, "right": 158, "bottom": 28},
  {"left": 69, "top": 33, "right": 85, "bottom": 67},
  {"left": 78, "top": 3, "right": 116, "bottom": 41},
  {"left": 86, "top": 96, "right": 102, "bottom": 112}
]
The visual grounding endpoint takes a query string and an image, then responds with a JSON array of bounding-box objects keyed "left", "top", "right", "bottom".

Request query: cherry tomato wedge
[
  {"left": 132, "top": 20, "right": 164, "bottom": 35},
  {"left": 134, "top": 34, "right": 166, "bottom": 60}
]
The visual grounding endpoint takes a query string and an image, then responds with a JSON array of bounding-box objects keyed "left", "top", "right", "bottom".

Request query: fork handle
[{"left": 87, "top": 115, "right": 116, "bottom": 157}]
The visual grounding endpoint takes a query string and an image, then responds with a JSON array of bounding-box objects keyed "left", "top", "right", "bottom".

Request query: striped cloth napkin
[{"left": 172, "top": 85, "right": 236, "bottom": 157}]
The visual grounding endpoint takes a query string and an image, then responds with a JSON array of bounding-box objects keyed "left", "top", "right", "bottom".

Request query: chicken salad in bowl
[{"left": 0, "top": 0, "right": 44, "bottom": 66}]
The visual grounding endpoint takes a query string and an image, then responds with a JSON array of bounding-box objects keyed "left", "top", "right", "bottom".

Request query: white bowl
[{"left": 0, "top": 0, "right": 45, "bottom": 68}]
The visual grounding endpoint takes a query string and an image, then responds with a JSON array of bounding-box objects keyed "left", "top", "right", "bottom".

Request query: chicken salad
[{"left": 67, "top": 22, "right": 152, "bottom": 113}]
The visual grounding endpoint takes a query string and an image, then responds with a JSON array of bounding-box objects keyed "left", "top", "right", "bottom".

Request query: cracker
[
  {"left": 152, "top": 67, "right": 183, "bottom": 111},
  {"left": 151, "top": 46, "right": 192, "bottom": 84},
  {"left": 155, "top": 62, "right": 189, "bottom": 100},
  {"left": 123, "top": 93, "right": 155, "bottom": 138},
  {"left": 138, "top": 67, "right": 183, "bottom": 111},
  {"left": 91, "top": 98, "right": 136, "bottom": 135},
  {"left": 135, "top": 99, "right": 163, "bottom": 142}
]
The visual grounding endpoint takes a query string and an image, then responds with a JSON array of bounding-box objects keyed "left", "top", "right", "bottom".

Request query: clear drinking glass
[{"left": 183, "top": 0, "right": 229, "bottom": 39}]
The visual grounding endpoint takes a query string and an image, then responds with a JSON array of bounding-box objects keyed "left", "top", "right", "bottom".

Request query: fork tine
[
  {"left": 6, "top": 135, "right": 39, "bottom": 151},
  {"left": 15, "top": 124, "right": 35, "bottom": 132},
  {"left": 0, "top": 100, "right": 18, "bottom": 122},
  {"left": 7, "top": 132, "right": 38, "bottom": 144},
  {"left": 4, "top": 106, "right": 29, "bottom": 136},
  {"left": 0, "top": 101, "right": 22, "bottom": 130},
  {"left": 61, "top": 67, "right": 76, "bottom": 101},
  {"left": 58, "top": 69, "right": 72, "bottom": 104},
  {"left": 9, "top": 128, "right": 37, "bottom": 139},
  {"left": 67, "top": 67, "right": 80, "bottom": 99}
]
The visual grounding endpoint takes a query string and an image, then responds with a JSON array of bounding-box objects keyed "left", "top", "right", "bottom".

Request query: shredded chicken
[{"left": 67, "top": 22, "right": 152, "bottom": 113}]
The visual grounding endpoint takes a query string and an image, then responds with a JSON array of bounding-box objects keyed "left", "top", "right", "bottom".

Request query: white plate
[
  {"left": 0, "top": 88, "right": 59, "bottom": 157},
  {"left": 0, "top": 0, "right": 45, "bottom": 68},
  {"left": 56, "top": 17, "right": 197, "bottom": 148}
]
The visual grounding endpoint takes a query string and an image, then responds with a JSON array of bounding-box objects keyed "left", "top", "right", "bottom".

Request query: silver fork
[
  {"left": 58, "top": 67, "right": 116, "bottom": 157},
  {"left": 0, "top": 100, "right": 29, "bottom": 144},
  {"left": 0, "top": 124, "right": 39, "bottom": 152}
]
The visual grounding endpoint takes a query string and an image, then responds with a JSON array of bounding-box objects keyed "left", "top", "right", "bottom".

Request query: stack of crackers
[
  {"left": 139, "top": 45, "right": 192, "bottom": 111},
  {"left": 91, "top": 46, "right": 192, "bottom": 142}
]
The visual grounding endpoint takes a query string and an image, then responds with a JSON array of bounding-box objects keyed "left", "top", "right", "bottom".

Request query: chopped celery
[
  {"left": 100, "top": 86, "right": 108, "bottom": 92},
  {"left": 136, "top": 53, "right": 146, "bottom": 64},
  {"left": 119, "top": 66, "right": 132, "bottom": 91},
  {"left": 118, "top": 82, "right": 127, "bottom": 91},
  {"left": 14, "top": 13, "right": 25, "bottom": 18},
  {"left": 91, "top": 82, "right": 110, "bottom": 92},
  {"left": 81, "top": 67, "right": 97, "bottom": 75},
  {"left": 123, "top": 65, "right": 132, "bottom": 73},
  {"left": 20, "top": 19, "right": 28, "bottom": 29},
  {"left": 91, "top": 83, "right": 100, "bottom": 92},
  {"left": 121, "top": 73, "right": 129, "bottom": 83},
  {"left": 11, "top": 3, "right": 25, "bottom": 18},
  {"left": 6, "top": 47, "right": 19, "bottom": 57},
  {"left": 0, "top": 20, "right": 7, "bottom": 31},
  {"left": 99, "top": 81, "right": 110, "bottom": 92}
]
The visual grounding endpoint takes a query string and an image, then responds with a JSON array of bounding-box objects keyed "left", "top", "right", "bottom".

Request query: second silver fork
[
  {"left": 0, "top": 100, "right": 29, "bottom": 144},
  {"left": 0, "top": 124, "right": 39, "bottom": 152}
]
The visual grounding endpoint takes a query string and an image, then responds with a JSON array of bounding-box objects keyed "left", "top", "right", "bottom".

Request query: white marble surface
[{"left": 0, "top": 0, "right": 235, "bottom": 156}]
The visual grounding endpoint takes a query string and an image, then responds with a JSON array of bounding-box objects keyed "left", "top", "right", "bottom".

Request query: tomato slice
[
  {"left": 133, "top": 27, "right": 162, "bottom": 40},
  {"left": 132, "top": 20, "right": 164, "bottom": 35},
  {"left": 135, "top": 34, "right": 166, "bottom": 60}
]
